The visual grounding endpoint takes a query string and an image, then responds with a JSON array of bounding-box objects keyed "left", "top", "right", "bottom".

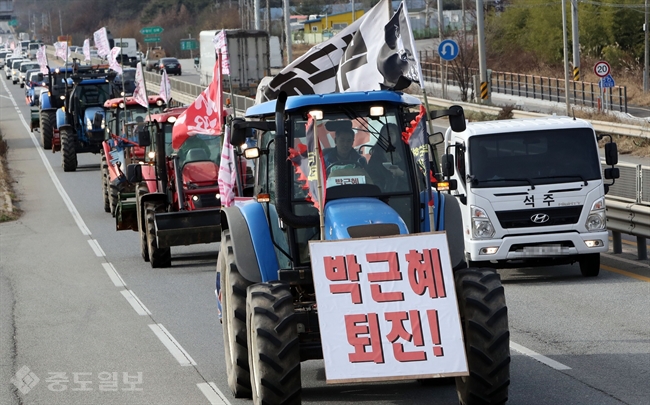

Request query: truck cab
[{"left": 441, "top": 116, "right": 619, "bottom": 276}]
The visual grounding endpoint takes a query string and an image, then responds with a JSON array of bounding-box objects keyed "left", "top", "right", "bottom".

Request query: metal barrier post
[
  {"left": 612, "top": 231, "right": 623, "bottom": 254},
  {"left": 638, "top": 237, "right": 648, "bottom": 260}
]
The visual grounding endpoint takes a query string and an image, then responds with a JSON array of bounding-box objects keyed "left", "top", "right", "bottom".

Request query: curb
[{"left": 0, "top": 154, "right": 14, "bottom": 214}]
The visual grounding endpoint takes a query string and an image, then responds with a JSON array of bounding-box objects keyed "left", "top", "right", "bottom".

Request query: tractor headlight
[
  {"left": 585, "top": 197, "right": 606, "bottom": 231},
  {"left": 156, "top": 100, "right": 163, "bottom": 106},
  {"left": 86, "top": 118, "right": 92, "bottom": 131},
  {"left": 471, "top": 205, "right": 495, "bottom": 239}
]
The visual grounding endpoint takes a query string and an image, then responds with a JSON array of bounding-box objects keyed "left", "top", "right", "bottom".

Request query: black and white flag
[{"left": 261, "top": 0, "right": 423, "bottom": 102}]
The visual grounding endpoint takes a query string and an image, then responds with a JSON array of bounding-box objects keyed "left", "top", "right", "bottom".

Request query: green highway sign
[
  {"left": 8, "top": 19, "right": 18, "bottom": 27},
  {"left": 140, "top": 26, "right": 164, "bottom": 35},
  {"left": 180, "top": 39, "right": 198, "bottom": 51},
  {"left": 143, "top": 36, "right": 161, "bottom": 43}
]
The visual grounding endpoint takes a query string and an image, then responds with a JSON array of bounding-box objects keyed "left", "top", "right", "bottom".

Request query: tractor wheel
[
  {"left": 220, "top": 229, "right": 253, "bottom": 398},
  {"left": 109, "top": 183, "right": 119, "bottom": 217},
  {"left": 101, "top": 154, "right": 110, "bottom": 213},
  {"left": 60, "top": 128, "right": 78, "bottom": 172},
  {"left": 145, "top": 202, "right": 171, "bottom": 268},
  {"left": 246, "top": 281, "right": 301, "bottom": 405},
  {"left": 136, "top": 183, "right": 149, "bottom": 262},
  {"left": 454, "top": 268, "right": 510, "bottom": 405},
  {"left": 578, "top": 253, "right": 600, "bottom": 277},
  {"left": 40, "top": 110, "right": 54, "bottom": 150}
]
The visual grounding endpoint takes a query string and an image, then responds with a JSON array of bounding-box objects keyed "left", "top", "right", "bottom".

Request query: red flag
[{"left": 172, "top": 58, "right": 223, "bottom": 149}]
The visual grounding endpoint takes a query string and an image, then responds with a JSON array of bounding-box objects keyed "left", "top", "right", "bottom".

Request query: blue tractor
[
  {"left": 39, "top": 64, "right": 116, "bottom": 171},
  {"left": 217, "top": 91, "right": 511, "bottom": 405}
]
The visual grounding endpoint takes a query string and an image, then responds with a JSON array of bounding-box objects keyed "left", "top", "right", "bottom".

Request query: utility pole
[
  {"left": 571, "top": 0, "right": 580, "bottom": 81},
  {"left": 58, "top": 9, "right": 63, "bottom": 37},
  {"left": 254, "top": 0, "right": 260, "bottom": 29},
  {"left": 284, "top": 0, "right": 292, "bottom": 64},
  {"left": 352, "top": 0, "right": 355, "bottom": 21},
  {"left": 476, "top": 0, "right": 488, "bottom": 103},
  {"left": 438, "top": 0, "right": 446, "bottom": 99},
  {"left": 561, "top": 0, "right": 571, "bottom": 115},
  {"left": 643, "top": 0, "right": 650, "bottom": 93}
]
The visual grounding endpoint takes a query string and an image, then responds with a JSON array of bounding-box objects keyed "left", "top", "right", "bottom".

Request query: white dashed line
[
  {"left": 510, "top": 341, "right": 571, "bottom": 370},
  {"left": 120, "top": 290, "right": 152, "bottom": 315},
  {"left": 87, "top": 239, "right": 105, "bottom": 257},
  {"left": 197, "top": 382, "right": 231, "bottom": 405},
  {"left": 149, "top": 323, "right": 197, "bottom": 366},
  {"left": 101, "top": 262, "right": 126, "bottom": 287}
]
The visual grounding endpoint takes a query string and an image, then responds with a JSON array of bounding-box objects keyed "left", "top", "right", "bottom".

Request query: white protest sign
[
  {"left": 93, "top": 27, "right": 110, "bottom": 58},
  {"left": 309, "top": 232, "right": 468, "bottom": 383}
]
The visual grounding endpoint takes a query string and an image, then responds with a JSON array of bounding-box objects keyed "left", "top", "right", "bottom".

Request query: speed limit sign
[{"left": 594, "top": 61, "right": 611, "bottom": 78}]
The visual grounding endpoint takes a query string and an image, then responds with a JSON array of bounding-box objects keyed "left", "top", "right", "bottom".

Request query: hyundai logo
[{"left": 531, "top": 213, "right": 550, "bottom": 224}]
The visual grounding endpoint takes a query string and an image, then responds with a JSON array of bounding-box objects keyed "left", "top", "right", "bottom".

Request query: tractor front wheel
[
  {"left": 101, "top": 153, "right": 110, "bottom": 213},
  {"left": 60, "top": 128, "right": 77, "bottom": 172},
  {"left": 40, "top": 110, "right": 54, "bottom": 150},
  {"left": 454, "top": 268, "right": 510, "bottom": 405},
  {"left": 220, "top": 229, "right": 253, "bottom": 398},
  {"left": 136, "top": 183, "right": 149, "bottom": 262},
  {"left": 144, "top": 202, "right": 171, "bottom": 268},
  {"left": 246, "top": 281, "right": 301, "bottom": 405}
]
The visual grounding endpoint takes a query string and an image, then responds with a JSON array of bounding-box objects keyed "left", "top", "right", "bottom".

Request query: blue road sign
[
  {"left": 438, "top": 39, "right": 459, "bottom": 61},
  {"left": 599, "top": 74, "right": 615, "bottom": 88}
]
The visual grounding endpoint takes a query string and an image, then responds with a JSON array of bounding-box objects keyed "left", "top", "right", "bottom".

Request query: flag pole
[{"left": 313, "top": 116, "right": 325, "bottom": 240}]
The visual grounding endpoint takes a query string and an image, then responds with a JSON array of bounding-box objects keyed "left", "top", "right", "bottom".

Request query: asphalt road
[{"left": 1, "top": 71, "right": 649, "bottom": 405}]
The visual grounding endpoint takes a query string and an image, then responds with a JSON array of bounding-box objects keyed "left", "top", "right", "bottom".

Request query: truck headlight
[
  {"left": 471, "top": 205, "right": 495, "bottom": 239},
  {"left": 585, "top": 197, "right": 606, "bottom": 231}
]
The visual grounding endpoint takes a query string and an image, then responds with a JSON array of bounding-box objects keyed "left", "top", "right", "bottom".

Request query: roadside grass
[{"left": 0, "top": 129, "right": 19, "bottom": 222}]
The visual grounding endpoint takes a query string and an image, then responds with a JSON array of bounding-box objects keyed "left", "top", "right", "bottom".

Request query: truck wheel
[
  {"left": 220, "top": 229, "right": 253, "bottom": 398},
  {"left": 145, "top": 202, "right": 171, "bottom": 268},
  {"left": 454, "top": 268, "right": 510, "bottom": 405},
  {"left": 101, "top": 153, "right": 110, "bottom": 212},
  {"left": 136, "top": 183, "right": 149, "bottom": 262},
  {"left": 60, "top": 128, "right": 78, "bottom": 172},
  {"left": 246, "top": 281, "right": 301, "bottom": 405},
  {"left": 578, "top": 253, "right": 600, "bottom": 277},
  {"left": 40, "top": 110, "right": 54, "bottom": 150}
]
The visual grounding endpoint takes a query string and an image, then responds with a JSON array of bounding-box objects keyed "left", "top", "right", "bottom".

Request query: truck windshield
[{"left": 469, "top": 128, "right": 601, "bottom": 188}]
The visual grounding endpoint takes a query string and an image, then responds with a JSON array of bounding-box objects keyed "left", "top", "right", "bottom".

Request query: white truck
[
  {"left": 113, "top": 37, "right": 139, "bottom": 66},
  {"left": 197, "top": 29, "right": 271, "bottom": 96},
  {"left": 439, "top": 116, "right": 619, "bottom": 277}
]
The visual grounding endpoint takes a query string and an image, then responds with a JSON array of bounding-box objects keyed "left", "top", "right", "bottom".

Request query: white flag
[
  {"left": 133, "top": 62, "right": 148, "bottom": 108},
  {"left": 93, "top": 27, "right": 111, "bottom": 58},
  {"left": 218, "top": 124, "right": 237, "bottom": 207},
  {"left": 83, "top": 39, "right": 91, "bottom": 62},
  {"left": 108, "top": 47, "right": 123, "bottom": 74},
  {"left": 262, "top": 0, "right": 391, "bottom": 101},
  {"left": 213, "top": 30, "right": 230, "bottom": 75},
  {"left": 54, "top": 41, "right": 69, "bottom": 60},
  {"left": 12, "top": 45, "right": 21, "bottom": 58},
  {"left": 37, "top": 46, "right": 48, "bottom": 74},
  {"left": 159, "top": 69, "right": 171, "bottom": 104}
]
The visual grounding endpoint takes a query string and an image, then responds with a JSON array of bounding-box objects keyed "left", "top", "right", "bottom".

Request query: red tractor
[
  {"left": 122, "top": 107, "right": 227, "bottom": 268},
  {"left": 101, "top": 95, "right": 167, "bottom": 216}
]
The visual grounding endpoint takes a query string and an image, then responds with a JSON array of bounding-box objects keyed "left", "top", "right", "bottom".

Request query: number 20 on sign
[{"left": 594, "top": 61, "right": 611, "bottom": 78}]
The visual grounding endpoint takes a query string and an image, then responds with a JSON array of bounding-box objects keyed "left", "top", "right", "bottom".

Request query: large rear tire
[
  {"left": 145, "top": 202, "right": 171, "bottom": 268},
  {"left": 60, "top": 128, "right": 77, "bottom": 172},
  {"left": 40, "top": 110, "right": 54, "bottom": 150},
  {"left": 578, "top": 253, "right": 600, "bottom": 277},
  {"left": 246, "top": 281, "right": 301, "bottom": 405},
  {"left": 136, "top": 183, "right": 149, "bottom": 262},
  {"left": 220, "top": 229, "right": 253, "bottom": 398},
  {"left": 101, "top": 153, "right": 110, "bottom": 213},
  {"left": 454, "top": 268, "right": 510, "bottom": 405}
]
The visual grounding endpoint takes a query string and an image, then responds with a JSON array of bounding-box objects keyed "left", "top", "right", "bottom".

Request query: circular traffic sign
[
  {"left": 593, "top": 61, "right": 611, "bottom": 78},
  {"left": 438, "top": 39, "right": 459, "bottom": 62}
]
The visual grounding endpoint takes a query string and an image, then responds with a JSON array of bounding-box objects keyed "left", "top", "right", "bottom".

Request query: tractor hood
[{"left": 324, "top": 197, "right": 408, "bottom": 240}]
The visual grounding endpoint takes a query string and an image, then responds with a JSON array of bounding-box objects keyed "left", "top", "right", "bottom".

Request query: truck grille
[{"left": 495, "top": 206, "right": 583, "bottom": 229}]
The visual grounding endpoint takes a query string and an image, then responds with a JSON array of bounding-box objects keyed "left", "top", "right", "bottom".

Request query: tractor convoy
[{"left": 21, "top": 33, "right": 620, "bottom": 405}]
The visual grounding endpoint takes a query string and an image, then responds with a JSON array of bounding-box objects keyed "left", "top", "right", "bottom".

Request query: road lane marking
[
  {"left": 149, "top": 323, "right": 197, "bottom": 366},
  {"left": 602, "top": 252, "right": 650, "bottom": 269},
  {"left": 197, "top": 382, "right": 231, "bottom": 405},
  {"left": 510, "top": 341, "right": 571, "bottom": 370},
  {"left": 87, "top": 239, "right": 105, "bottom": 257},
  {"left": 120, "top": 290, "right": 152, "bottom": 315},
  {"left": 601, "top": 264, "right": 650, "bottom": 282},
  {"left": 0, "top": 78, "right": 92, "bottom": 236},
  {"left": 101, "top": 263, "right": 126, "bottom": 287}
]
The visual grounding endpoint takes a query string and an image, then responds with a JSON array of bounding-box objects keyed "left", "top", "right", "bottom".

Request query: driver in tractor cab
[{"left": 323, "top": 123, "right": 367, "bottom": 175}]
